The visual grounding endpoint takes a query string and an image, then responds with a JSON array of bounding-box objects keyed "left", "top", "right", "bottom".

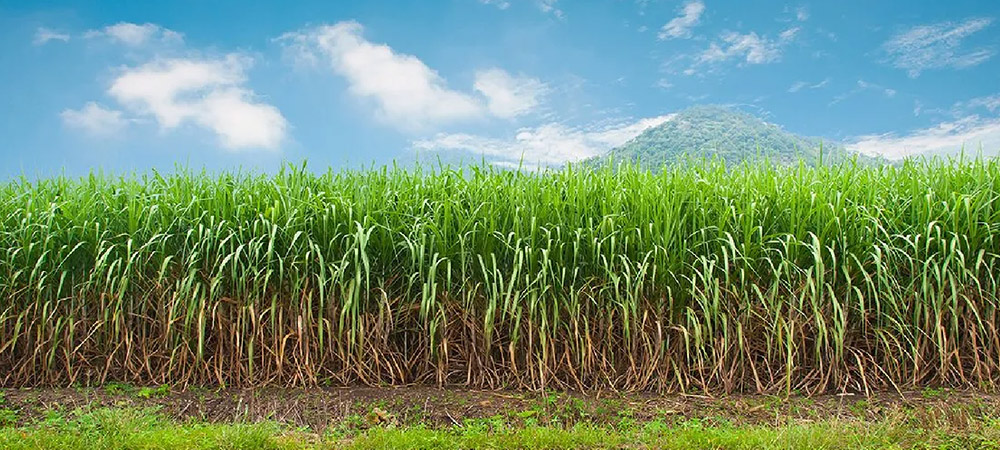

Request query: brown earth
[{"left": 1, "top": 385, "right": 997, "bottom": 432}]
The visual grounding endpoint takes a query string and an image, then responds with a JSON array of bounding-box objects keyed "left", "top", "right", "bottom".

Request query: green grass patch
[{"left": 1, "top": 407, "right": 999, "bottom": 449}]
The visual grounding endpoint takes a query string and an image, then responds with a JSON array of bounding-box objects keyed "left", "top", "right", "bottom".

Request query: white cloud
[
  {"left": 60, "top": 102, "right": 127, "bottom": 137},
  {"left": 699, "top": 28, "right": 797, "bottom": 65},
  {"left": 476, "top": 0, "right": 560, "bottom": 17},
  {"left": 779, "top": 27, "right": 800, "bottom": 41},
  {"left": 882, "top": 18, "right": 994, "bottom": 77},
  {"left": 478, "top": 0, "right": 511, "bottom": 9},
  {"left": 84, "top": 22, "right": 183, "bottom": 47},
  {"left": 590, "top": 115, "right": 676, "bottom": 147},
  {"left": 412, "top": 115, "right": 674, "bottom": 166},
  {"left": 537, "top": 0, "right": 564, "bottom": 19},
  {"left": 795, "top": 6, "right": 809, "bottom": 22},
  {"left": 107, "top": 55, "right": 287, "bottom": 150},
  {"left": 961, "top": 94, "right": 1000, "bottom": 113},
  {"left": 830, "top": 79, "right": 896, "bottom": 105},
  {"left": 848, "top": 115, "right": 1000, "bottom": 160},
  {"left": 473, "top": 69, "right": 546, "bottom": 119},
  {"left": 281, "top": 22, "right": 546, "bottom": 130},
  {"left": 788, "top": 78, "right": 830, "bottom": 93},
  {"left": 858, "top": 80, "right": 896, "bottom": 97},
  {"left": 658, "top": 0, "right": 705, "bottom": 40},
  {"left": 279, "top": 22, "right": 483, "bottom": 131},
  {"left": 915, "top": 94, "right": 1000, "bottom": 119},
  {"left": 33, "top": 27, "right": 70, "bottom": 45}
]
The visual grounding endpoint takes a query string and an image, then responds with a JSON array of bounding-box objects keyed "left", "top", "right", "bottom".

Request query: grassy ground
[
  {"left": 1, "top": 406, "right": 999, "bottom": 449},
  {"left": 1, "top": 387, "right": 999, "bottom": 448}
]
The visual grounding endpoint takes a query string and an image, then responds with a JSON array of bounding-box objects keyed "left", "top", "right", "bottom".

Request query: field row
[{"left": 2, "top": 160, "right": 999, "bottom": 392}]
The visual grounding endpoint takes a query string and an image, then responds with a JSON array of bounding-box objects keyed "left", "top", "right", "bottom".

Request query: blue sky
[{"left": 2, "top": 0, "right": 999, "bottom": 178}]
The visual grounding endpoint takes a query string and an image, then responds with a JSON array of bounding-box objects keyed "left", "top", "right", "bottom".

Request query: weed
[
  {"left": 136, "top": 385, "right": 170, "bottom": 399},
  {"left": 0, "top": 409, "right": 16, "bottom": 427},
  {"left": 103, "top": 383, "right": 134, "bottom": 396}
]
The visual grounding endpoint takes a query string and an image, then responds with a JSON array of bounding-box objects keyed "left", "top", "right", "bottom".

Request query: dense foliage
[
  {"left": 589, "top": 105, "right": 869, "bottom": 168},
  {"left": 1, "top": 159, "right": 999, "bottom": 393}
]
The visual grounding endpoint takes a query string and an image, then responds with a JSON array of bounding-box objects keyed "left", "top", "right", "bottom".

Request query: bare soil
[{"left": 2, "top": 386, "right": 997, "bottom": 431}]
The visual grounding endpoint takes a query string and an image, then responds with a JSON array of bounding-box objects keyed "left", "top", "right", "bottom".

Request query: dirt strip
[{"left": 2, "top": 386, "right": 998, "bottom": 431}]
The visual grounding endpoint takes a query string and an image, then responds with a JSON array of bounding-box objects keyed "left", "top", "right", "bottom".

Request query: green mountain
[{"left": 588, "top": 105, "right": 871, "bottom": 168}]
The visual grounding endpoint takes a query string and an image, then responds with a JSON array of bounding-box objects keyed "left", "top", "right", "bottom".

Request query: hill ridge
[{"left": 588, "top": 105, "right": 866, "bottom": 168}]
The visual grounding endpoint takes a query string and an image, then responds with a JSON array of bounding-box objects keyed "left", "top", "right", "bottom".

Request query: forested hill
[{"left": 587, "top": 105, "right": 872, "bottom": 168}]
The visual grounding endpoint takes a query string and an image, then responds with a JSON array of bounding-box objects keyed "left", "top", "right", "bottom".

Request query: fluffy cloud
[
  {"left": 882, "top": 18, "right": 994, "bottom": 77},
  {"left": 848, "top": 115, "right": 1000, "bottom": 160},
  {"left": 699, "top": 28, "right": 798, "bottom": 65},
  {"left": 60, "top": 102, "right": 127, "bottom": 136},
  {"left": 281, "top": 22, "right": 545, "bottom": 130},
  {"left": 107, "top": 55, "right": 287, "bottom": 150},
  {"left": 84, "top": 22, "right": 183, "bottom": 47},
  {"left": 33, "top": 27, "right": 70, "bottom": 45},
  {"left": 473, "top": 69, "right": 546, "bottom": 119},
  {"left": 659, "top": 1, "right": 705, "bottom": 40},
  {"left": 280, "top": 22, "right": 483, "bottom": 130},
  {"left": 412, "top": 115, "right": 674, "bottom": 167}
]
